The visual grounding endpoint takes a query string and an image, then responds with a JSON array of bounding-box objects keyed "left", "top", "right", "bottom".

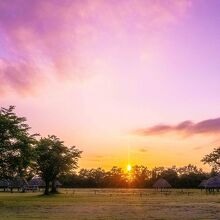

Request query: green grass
[{"left": 0, "top": 189, "right": 220, "bottom": 219}]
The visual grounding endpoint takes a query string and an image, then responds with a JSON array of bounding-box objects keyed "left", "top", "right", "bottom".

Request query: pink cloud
[
  {"left": 134, "top": 118, "right": 220, "bottom": 137},
  {"left": 0, "top": 0, "right": 192, "bottom": 94},
  {"left": 0, "top": 59, "right": 38, "bottom": 95}
]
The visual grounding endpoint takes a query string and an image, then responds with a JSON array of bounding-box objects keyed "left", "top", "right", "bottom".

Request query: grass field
[{"left": 0, "top": 189, "right": 220, "bottom": 220}]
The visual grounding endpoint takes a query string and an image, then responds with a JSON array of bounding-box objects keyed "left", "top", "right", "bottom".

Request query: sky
[{"left": 0, "top": 0, "right": 220, "bottom": 171}]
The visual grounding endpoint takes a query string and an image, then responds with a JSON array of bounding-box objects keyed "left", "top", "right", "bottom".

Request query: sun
[{"left": 127, "top": 164, "right": 132, "bottom": 172}]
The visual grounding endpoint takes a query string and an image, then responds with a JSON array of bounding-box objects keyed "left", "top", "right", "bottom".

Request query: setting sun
[{"left": 127, "top": 164, "right": 132, "bottom": 172}]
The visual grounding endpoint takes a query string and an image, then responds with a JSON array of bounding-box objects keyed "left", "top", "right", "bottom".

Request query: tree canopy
[
  {"left": 202, "top": 147, "right": 220, "bottom": 173},
  {"left": 35, "top": 135, "right": 82, "bottom": 194},
  {"left": 0, "top": 106, "right": 37, "bottom": 180}
]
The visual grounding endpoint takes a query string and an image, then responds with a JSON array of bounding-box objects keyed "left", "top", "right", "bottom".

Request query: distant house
[
  {"left": 0, "top": 176, "right": 62, "bottom": 192},
  {"left": 199, "top": 176, "right": 220, "bottom": 192},
  {"left": 206, "top": 176, "right": 220, "bottom": 188},
  {"left": 29, "top": 176, "right": 45, "bottom": 189},
  {"left": 198, "top": 179, "right": 208, "bottom": 189},
  {"left": 0, "top": 179, "right": 10, "bottom": 191},
  {"left": 55, "top": 180, "right": 62, "bottom": 187},
  {"left": 153, "top": 178, "right": 172, "bottom": 191},
  {"left": 9, "top": 177, "right": 29, "bottom": 189},
  {"left": 0, "top": 177, "right": 29, "bottom": 192},
  {"left": 28, "top": 176, "right": 62, "bottom": 190}
]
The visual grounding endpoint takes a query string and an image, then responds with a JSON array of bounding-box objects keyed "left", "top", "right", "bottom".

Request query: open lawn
[{"left": 0, "top": 189, "right": 220, "bottom": 220}]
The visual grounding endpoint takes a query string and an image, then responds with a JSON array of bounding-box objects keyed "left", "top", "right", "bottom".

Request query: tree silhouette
[
  {"left": 35, "top": 135, "right": 82, "bottom": 195},
  {"left": 0, "top": 106, "right": 37, "bottom": 186},
  {"left": 202, "top": 147, "right": 220, "bottom": 173}
]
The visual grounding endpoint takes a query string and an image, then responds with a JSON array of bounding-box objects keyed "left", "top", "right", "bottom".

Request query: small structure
[
  {"left": 29, "top": 176, "right": 45, "bottom": 187},
  {"left": 9, "top": 177, "right": 29, "bottom": 192},
  {"left": 28, "top": 176, "right": 62, "bottom": 191},
  {"left": 55, "top": 180, "right": 62, "bottom": 187},
  {"left": 28, "top": 176, "right": 45, "bottom": 191},
  {"left": 0, "top": 177, "right": 29, "bottom": 192},
  {"left": 0, "top": 179, "right": 10, "bottom": 191},
  {"left": 205, "top": 176, "right": 220, "bottom": 192},
  {"left": 153, "top": 178, "right": 172, "bottom": 191},
  {"left": 198, "top": 180, "right": 208, "bottom": 189},
  {"left": 10, "top": 177, "right": 28, "bottom": 188},
  {"left": 198, "top": 176, "right": 220, "bottom": 192}
]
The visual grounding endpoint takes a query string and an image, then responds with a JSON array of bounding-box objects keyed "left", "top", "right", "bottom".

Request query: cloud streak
[
  {"left": 0, "top": 0, "right": 192, "bottom": 94},
  {"left": 138, "top": 148, "right": 148, "bottom": 153},
  {"left": 134, "top": 118, "right": 220, "bottom": 137}
]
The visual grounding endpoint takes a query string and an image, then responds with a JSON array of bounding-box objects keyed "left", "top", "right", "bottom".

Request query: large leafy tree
[
  {"left": 0, "top": 106, "right": 37, "bottom": 180},
  {"left": 35, "top": 135, "right": 82, "bottom": 195},
  {"left": 202, "top": 147, "right": 220, "bottom": 173}
]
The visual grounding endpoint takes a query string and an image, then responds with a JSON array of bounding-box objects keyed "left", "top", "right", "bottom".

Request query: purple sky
[{"left": 0, "top": 0, "right": 220, "bottom": 170}]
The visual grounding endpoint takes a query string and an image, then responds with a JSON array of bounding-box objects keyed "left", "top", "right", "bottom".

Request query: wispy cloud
[
  {"left": 193, "top": 146, "right": 204, "bottom": 150},
  {"left": 138, "top": 148, "right": 148, "bottom": 153},
  {"left": 0, "top": 0, "right": 192, "bottom": 94},
  {"left": 134, "top": 118, "right": 220, "bottom": 137}
]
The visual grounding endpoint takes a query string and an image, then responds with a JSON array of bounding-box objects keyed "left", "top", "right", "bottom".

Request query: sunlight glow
[{"left": 127, "top": 164, "right": 132, "bottom": 172}]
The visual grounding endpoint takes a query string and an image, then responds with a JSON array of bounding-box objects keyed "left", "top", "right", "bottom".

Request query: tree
[
  {"left": 177, "top": 164, "right": 203, "bottom": 176},
  {"left": 202, "top": 147, "right": 220, "bottom": 173},
  {"left": 131, "top": 165, "right": 150, "bottom": 187},
  {"left": 0, "top": 106, "right": 36, "bottom": 184},
  {"left": 77, "top": 168, "right": 106, "bottom": 187},
  {"left": 35, "top": 135, "right": 82, "bottom": 195},
  {"left": 177, "top": 164, "right": 206, "bottom": 188},
  {"left": 160, "top": 168, "right": 178, "bottom": 187},
  {"left": 105, "top": 166, "right": 127, "bottom": 187}
]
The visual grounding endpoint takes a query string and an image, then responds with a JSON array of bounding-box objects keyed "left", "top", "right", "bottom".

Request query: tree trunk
[
  {"left": 44, "top": 181, "right": 50, "bottom": 195},
  {"left": 50, "top": 179, "right": 58, "bottom": 194}
]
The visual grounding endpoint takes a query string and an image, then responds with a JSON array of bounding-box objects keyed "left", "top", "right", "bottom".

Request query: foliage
[
  {"left": 202, "top": 147, "right": 220, "bottom": 173},
  {"left": 0, "top": 106, "right": 37, "bottom": 180},
  {"left": 130, "top": 165, "right": 151, "bottom": 187},
  {"left": 60, "top": 164, "right": 208, "bottom": 189},
  {"left": 35, "top": 135, "right": 82, "bottom": 194}
]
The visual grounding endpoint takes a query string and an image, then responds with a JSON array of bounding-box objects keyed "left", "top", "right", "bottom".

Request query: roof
[
  {"left": 0, "top": 179, "right": 10, "bottom": 187},
  {"left": 29, "top": 177, "right": 62, "bottom": 187},
  {"left": 0, "top": 177, "right": 61, "bottom": 188},
  {"left": 29, "top": 177, "right": 45, "bottom": 187},
  {"left": 0, "top": 177, "right": 29, "bottom": 188},
  {"left": 9, "top": 177, "right": 29, "bottom": 188},
  {"left": 153, "top": 178, "right": 172, "bottom": 188},
  {"left": 205, "top": 176, "right": 220, "bottom": 188},
  {"left": 198, "top": 179, "right": 208, "bottom": 188},
  {"left": 55, "top": 180, "right": 62, "bottom": 186}
]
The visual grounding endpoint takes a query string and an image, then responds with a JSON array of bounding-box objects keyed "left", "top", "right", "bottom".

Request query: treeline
[{"left": 60, "top": 164, "right": 215, "bottom": 188}]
